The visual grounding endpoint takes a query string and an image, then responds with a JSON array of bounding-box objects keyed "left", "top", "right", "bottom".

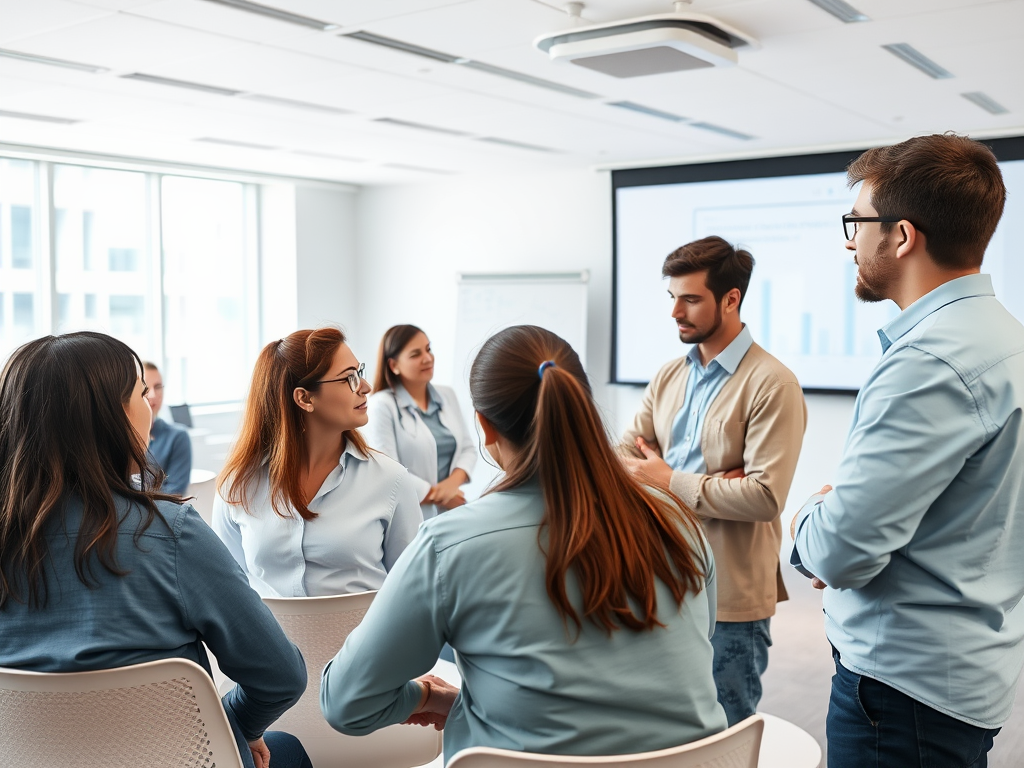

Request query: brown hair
[
  {"left": 470, "top": 325, "right": 707, "bottom": 634},
  {"left": 662, "top": 236, "right": 754, "bottom": 308},
  {"left": 0, "top": 332, "right": 176, "bottom": 609},
  {"left": 373, "top": 324, "right": 425, "bottom": 393},
  {"left": 846, "top": 134, "right": 1006, "bottom": 270},
  {"left": 218, "top": 328, "right": 369, "bottom": 521}
]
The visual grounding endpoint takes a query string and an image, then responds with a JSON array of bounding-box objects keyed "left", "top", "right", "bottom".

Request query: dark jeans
[
  {"left": 710, "top": 618, "right": 772, "bottom": 726},
  {"left": 827, "top": 647, "right": 1000, "bottom": 768}
]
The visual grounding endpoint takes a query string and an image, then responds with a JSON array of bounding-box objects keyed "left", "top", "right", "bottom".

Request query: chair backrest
[
  {"left": 447, "top": 715, "right": 764, "bottom": 768},
  {"left": 261, "top": 592, "right": 377, "bottom": 737},
  {"left": 261, "top": 592, "right": 442, "bottom": 768},
  {"left": 0, "top": 658, "right": 244, "bottom": 768},
  {"left": 186, "top": 474, "right": 218, "bottom": 525}
]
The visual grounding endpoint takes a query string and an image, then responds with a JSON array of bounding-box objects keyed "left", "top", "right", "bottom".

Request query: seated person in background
[
  {"left": 213, "top": 327, "right": 422, "bottom": 598},
  {"left": 365, "top": 324, "right": 476, "bottom": 519},
  {"left": 142, "top": 360, "right": 192, "bottom": 495},
  {"left": 321, "top": 325, "right": 728, "bottom": 761},
  {"left": 0, "top": 332, "right": 311, "bottom": 768}
]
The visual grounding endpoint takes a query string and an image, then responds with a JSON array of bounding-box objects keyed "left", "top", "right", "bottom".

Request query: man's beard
[
  {"left": 854, "top": 238, "right": 898, "bottom": 303},
  {"left": 679, "top": 304, "right": 723, "bottom": 345}
]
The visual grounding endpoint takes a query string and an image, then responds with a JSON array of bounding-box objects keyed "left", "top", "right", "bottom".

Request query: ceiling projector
[{"left": 534, "top": 10, "right": 757, "bottom": 78}]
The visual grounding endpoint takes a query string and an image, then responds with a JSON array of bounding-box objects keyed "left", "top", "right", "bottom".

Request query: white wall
[
  {"left": 295, "top": 185, "right": 358, "bottom": 332},
  {"left": 351, "top": 167, "right": 857, "bottom": 518}
]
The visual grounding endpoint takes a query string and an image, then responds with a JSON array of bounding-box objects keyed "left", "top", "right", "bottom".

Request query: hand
[
  {"left": 721, "top": 467, "right": 745, "bottom": 480},
  {"left": 425, "top": 473, "right": 466, "bottom": 505},
  {"left": 811, "top": 578, "right": 827, "bottom": 590},
  {"left": 621, "top": 436, "right": 674, "bottom": 491},
  {"left": 790, "top": 484, "right": 833, "bottom": 539},
  {"left": 403, "top": 674, "right": 460, "bottom": 731},
  {"left": 441, "top": 491, "right": 466, "bottom": 510},
  {"left": 248, "top": 737, "right": 270, "bottom": 768}
]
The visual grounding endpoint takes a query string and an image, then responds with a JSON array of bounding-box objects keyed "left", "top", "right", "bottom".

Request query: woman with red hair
[{"left": 213, "top": 328, "right": 422, "bottom": 598}]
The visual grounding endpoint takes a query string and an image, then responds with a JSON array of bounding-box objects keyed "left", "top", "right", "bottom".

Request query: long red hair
[
  {"left": 218, "top": 328, "right": 369, "bottom": 520},
  {"left": 469, "top": 325, "right": 707, "bottom": 634}
]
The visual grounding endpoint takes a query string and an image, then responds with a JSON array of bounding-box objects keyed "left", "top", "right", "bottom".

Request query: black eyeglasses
[
  {"left": 842, "top": 214, "right": 926, "bottom": 242},
  {"left": 316, "top": 362, "right": 366, "bottom": 393}
]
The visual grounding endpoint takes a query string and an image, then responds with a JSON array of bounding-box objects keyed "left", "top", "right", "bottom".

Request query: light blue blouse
[
  {"left": 212, "top": 442, "right": 423, "bottom": 598},
  {"left": 321, "top": 483, "right": 727, "bottom": 761}
]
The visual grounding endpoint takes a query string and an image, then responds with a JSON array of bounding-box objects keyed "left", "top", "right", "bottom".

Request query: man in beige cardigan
[{"left": 622, "top": 236, "right": 806, "bottom": 725}]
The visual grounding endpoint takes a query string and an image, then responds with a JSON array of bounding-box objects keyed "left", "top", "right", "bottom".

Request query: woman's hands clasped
[{"left": 403, "top": 674, "right": 460, "bottom": 730}]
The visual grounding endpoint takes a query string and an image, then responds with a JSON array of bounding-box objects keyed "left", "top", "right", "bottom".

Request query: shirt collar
[
  {"left": 877, "top": 273, "right": 994, "bottom": 353},
  {"left": 686, "top": 324, "right": 753, "bottom": 375},
  {"left": 340, "top": 438, "right": 369, "bottom": 466},
  {"left": 394, "top": 382, "right": 441, "bottom": 414}
]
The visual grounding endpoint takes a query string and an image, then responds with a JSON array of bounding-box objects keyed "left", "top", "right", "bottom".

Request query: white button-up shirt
[{"left": 212, "top": 442, "right": 423, "bottom": 597}]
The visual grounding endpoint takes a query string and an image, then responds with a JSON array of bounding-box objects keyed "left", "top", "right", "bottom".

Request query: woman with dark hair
[
  {"left": 212, "top": 327, "right": 422, "bottom": 598},
  {"left": 365, "top": 325, "right": 475, "bottom": 519},
  {"left": 0, "top": 332, "right": 310, "bottom": 768},
  {"left": 321, "top": 325, "right": 728, "bottom": 761}
]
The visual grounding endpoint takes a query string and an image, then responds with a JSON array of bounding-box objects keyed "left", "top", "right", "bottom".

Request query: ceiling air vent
[
  {"left": 535, "top": 11, "right": 756, "bottom": 78},
  {"left": 881, "top": 43, "right": 953, "bottom": 79}
]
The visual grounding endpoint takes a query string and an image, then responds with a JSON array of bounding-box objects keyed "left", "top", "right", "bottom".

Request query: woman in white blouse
[
  {"left": 365, "top": 325, "right": 476, "bottom": 520},
  {"left": 212, "top": 328, "right": 422, "bottom": 598}
]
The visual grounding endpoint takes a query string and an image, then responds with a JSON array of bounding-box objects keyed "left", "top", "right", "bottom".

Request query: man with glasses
[
  {"left": 791, "top": 134, "right": 1024, "bottom": 766},
  {"left": 621, "top": 235, "right": 807, "bottom": 726}
]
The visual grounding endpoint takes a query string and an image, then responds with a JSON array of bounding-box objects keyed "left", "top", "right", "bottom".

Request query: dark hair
[
  {"left": 662, "top": 236, "right": 754, "bottom": 307},
  {"left": 0, "top": 332, "right": 174, "bottom": 609},
  {"left": 218, "top": 327, "right": 370, "bottom": 521},
  {"left": 373, "top": 324, "right": 425, "bottom": 393},
  {"left": 846, "top": 134, "right": 1006, "bottom": 270},
  {"left": 470, "top": 325, "right": 707, "bottom": 634}
]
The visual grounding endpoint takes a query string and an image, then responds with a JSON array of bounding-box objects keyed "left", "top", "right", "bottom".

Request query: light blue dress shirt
[
  {"left": 663, "top": 326, "right": 753, "bottom": 473},
  {"left": 212, "top": 442, "right": 423, "bottom": 598},
  {"left": 321, "top": 483, "right": 728, "bottom": 761},
  {"left": 791, "top": 274, "right": 1024, "bottom": 728}
]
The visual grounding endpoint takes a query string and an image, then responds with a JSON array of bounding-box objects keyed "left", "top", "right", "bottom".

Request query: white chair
[
  {"left": 0, "top": 658, "right": 244, "bottom": 768},
  {"left": 261, "top": 592, "right": 442, "bottom": 768},
  {"left": 186, "top": 468, "right": 217, "bottom": 524},
  {"left": 445, "top": 715, "right": 764, "bottom": 768}
]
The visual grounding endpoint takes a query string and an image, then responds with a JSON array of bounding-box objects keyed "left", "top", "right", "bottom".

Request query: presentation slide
[{"left": 613, "top": 151, "right": 1024, "bottom": 391}]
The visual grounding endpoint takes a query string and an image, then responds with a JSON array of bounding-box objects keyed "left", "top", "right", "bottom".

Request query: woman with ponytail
[
  {"left": 212, "top": 328, "right": 422, "bottom": 598},
  {"left": 321, "top": 325, "right": 727, "bottom": 760}
]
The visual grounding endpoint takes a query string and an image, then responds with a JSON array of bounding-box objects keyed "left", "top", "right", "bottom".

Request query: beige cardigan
[{"left": 622, "top": 343, "right": 807, "bottom": 622}]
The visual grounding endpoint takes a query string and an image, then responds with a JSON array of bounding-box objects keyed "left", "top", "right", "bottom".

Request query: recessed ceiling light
[
  {"left": 0, "top": 47, "right": 109, "bottom": 73},
  {"left": 689, "top": 121, "right": 754, "bottom": 140},
  {"left": 122, "top": 73, "right": 242, "bottom": 96},
  {"left": 291, "top": 149, "right": 365, "bottom": 162},
  {"left": 195, "top": 137, "right": 277, "bottom": 150},
  {"left": 342, "top": 31, "right": 599, "bottom": 99},
  {"left": 0, "top": 108, "right": 80, "bottom": 124},
  {"left": 383, "top": 162, "right": 454, "bottom": 175},
  {"left": 961, "top": 91, "right": 1009, "bottom": 115},
  {"left": 607, "top": 101, "right": 687, "bottom": 123},
  {"left": 201, "top": 0, "right": 338, "bottom": 30},
  {"left": 241, "top": 94, "right": 351, "bottom": 115},
  {"left": 804, "top": 0, "right": 869, "bottom": 23},
  {"left": 882, "top": 43, "right": 953, "bottom": 79},
  {"left": 477, "top": 137, "right": 560, "bottom": 153},
  {"left": 374, "top": 118, "right": 470, "bottom": 137}
]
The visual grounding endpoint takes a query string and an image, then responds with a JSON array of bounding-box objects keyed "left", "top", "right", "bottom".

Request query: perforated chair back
[
  {"left": 0, "top": 658, "right": 244, "bottom": 768},
  {"left": 447, "top": 715, "right": 764, "bottom": 768},
  {"left": 262, "top": 592, "right": 442, "bottom": 768}
]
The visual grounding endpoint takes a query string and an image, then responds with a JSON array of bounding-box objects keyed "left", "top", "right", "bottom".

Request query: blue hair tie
[{"left": 537, "top": 360, "right": 557, "bottom": 379}]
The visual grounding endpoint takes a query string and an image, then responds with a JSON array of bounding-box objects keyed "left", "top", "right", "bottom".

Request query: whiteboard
[{"left": 451, "top": 271, "right": 589, "bottom": 500}]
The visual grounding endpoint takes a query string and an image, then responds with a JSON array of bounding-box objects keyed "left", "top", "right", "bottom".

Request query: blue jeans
[
  {"left": 827, "top": 647, "right": 999, "bottom": 768},
  {"left": 710, "top": 619, "right": 771, "bottom": 726}
]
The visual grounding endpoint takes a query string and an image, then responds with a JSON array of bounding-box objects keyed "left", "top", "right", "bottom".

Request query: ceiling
[{"left": 1, "top": 0, "right": 1022, "bottom": 185}]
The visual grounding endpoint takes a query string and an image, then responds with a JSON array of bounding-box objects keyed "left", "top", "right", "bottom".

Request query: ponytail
[{"left": 470, "top": 325, "right": 706, "bottom": 634}]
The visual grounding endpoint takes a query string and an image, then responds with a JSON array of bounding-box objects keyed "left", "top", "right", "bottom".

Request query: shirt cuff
[
  {"left": 790, "top": 493, "right": 825, "bottom": 579},
  {"left": 668, "top": 470, "right": 702, "bottom": 511}
]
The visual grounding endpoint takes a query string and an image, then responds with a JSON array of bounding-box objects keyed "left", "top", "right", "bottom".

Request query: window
[
  {"left": 0, "top": 159, "right": 44, "bottom": 353},
  {"left": 1, "top": 157, "right": 262, "bottom": 406}
]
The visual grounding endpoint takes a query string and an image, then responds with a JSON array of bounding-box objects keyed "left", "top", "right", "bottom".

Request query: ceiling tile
[{"left": 0, "top": 0, "right": 112, "bottom": 44}]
